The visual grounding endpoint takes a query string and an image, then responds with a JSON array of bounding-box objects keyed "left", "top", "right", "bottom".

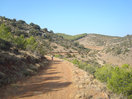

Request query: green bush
[
  {"left": 26, "top": 36, "right": 38, "bottom": 51},
  {"left": 95, "top": 64, "right": 132, "bottom": 98},
  {"left": 107, "top": 67, "right": 132, "bottom": 96},
  {"left": 84, "top": 64, "right": 97, "bottom": 75},
  {"left": 71, "top": 59, "right": 80, "bottom": 65},
  {"left": 54, "top": 54, "right": 62, "bottom": 58},
  {"left": 122, "top": 64, "right": 130, "bottom": 69},
  {"left": 56, "top": 33, "right": 87, "bottom": 41},
  {"left": 0, "top": 24, "right": 13, "bottom": 50},
  {"left": 70, "top": 59, "right": 97, "bottom": 75},
  {"left": 33, "top": 24, "right": 40, "bottom": 30},
  {"left": 0, "top": 24, "right": 13, "bottom": 41},
  {"left": 14, "top": 35, "right": 27, "bottom": 49},
  {"left": 95, "top": 64, "right": 114, "bottom": 82}
]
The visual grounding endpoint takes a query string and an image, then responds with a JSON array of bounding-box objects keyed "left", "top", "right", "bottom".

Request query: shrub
[
  {"left": 0, "top": 38, "right": 11, "bottom": 50},
  {"left": 54, "top": 54, "right": 62, "bottom": 58},
  {"left": 74, "top": 42, "right": 79, "bottom": 47},
  {"left": 95, "top": 64, "right": 132, "bottom": 98},
  {"left": 70, "top": 59, "right": 97, "bottom": 75},
  {"left": 71, "top": 59, "right": 80, "bottom": 65},
  {"left": 14, "top": 30, "right": 23, "bottom": 36},
  {"left": 95, "top": 64, "right": 114, "bottom": 82},
  {"left": 107, "top": 67, "right": 132, "bottom": 96},
  {"left": 43, "top": 28, "right": 48, "bottom": 32},
  {"left": 14, "top": 35, "right": 27, "bottom": 49},
  {"left": 26, "top": 36, "right": 38, "bottom": 51},
  {"left": 17, "top": 20, "right": 26, "bottom": 24},
  {"left": 33, "top": 24, "right": 40, "bottom": 30},
  {"left": 0, "top": 24, "right": 13, "bottom": 41},
  {"left": 84, "top": 64, "right": 97, "bottom": 75},
  {"left": 122, "top": 64, "right": 130, "bottom": 69},
  {"left": 66, "top": 53, "right": 72, "bottom": 58},
  {"left": 49, "top": 30, "right": 54, "bottom": 33},
  {"left": 16, "top": 23, "right": 23, "bottom": 29},
  {"left": 30, "top": 22, "right": 34, "bottom": 26},
  {"left": 34, "top": 44, "right": 47, "bottom": 56}
]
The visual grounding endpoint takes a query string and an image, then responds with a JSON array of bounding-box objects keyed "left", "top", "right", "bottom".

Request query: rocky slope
[
  {"left": 76, "top": 33, "right": 132, "bottom": 66},
  {"left": 71, "top": 64, "right": 126, "bottom": 99}
]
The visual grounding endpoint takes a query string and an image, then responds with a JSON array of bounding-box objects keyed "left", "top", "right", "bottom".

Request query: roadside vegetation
[
  {"left": 68, "top": 58, "right": 132, "bottom": 98},
  {"left": 0, "top": 23, "right": 50, "bottom": 86},
  {"left": 0, "top": 17, "right": 51, "bottom": 86},
  {"left": 70, "top": 59, "right": 99, "bottom": 75},
  {"left": 96, "top": 64, "right": 132, "bottom": 98},
  {"left": 0, "top": 24, "right": 46, "bottom": 55}
]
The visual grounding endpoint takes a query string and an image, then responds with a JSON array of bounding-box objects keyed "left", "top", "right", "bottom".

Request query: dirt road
[{"left": 0, "top": 57, "right": 76, "bottom": 99}]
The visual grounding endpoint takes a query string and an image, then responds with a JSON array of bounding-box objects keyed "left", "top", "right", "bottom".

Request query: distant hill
[
  {"left": 56, "top": 33, "right": 87, "bottom": 41},
  {"left": 77, "top": 33, "right": 132, "bottom": 52},
  {"left": 77, "top": 33, "right": 121, "bottom": 47}
]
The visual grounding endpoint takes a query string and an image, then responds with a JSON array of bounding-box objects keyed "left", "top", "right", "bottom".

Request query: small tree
[
  {"left": 30, "top": 22, "right": 34, "bottom": 26},
  {"left": 14, "top": 35, "right": 27, "bottom": 49},
  {"left": 95, "top": 64, "right": 114, "bottom": 82},
  {"left": 26, "top": 36, "right": 37, "bottom": 51},
  {"left": 0, "top": 24, "right": 13, "bottom": 41},
  {"left": 107, "top": 67, "right": 132, "bottom": 96},
  {"left": 43, "top": 28, "right": 48, "bottom": 32},
  {"left": 49, "top": 30, "right": 54, "bottom": 33},
  {"left": 33, "top": 24, "right": 40, "bottom": 30},
  {"left": 17, "top": 20, "right": 26, "bottom": 24}
]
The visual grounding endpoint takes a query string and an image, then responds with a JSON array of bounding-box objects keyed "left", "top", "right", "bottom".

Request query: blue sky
[{"left": 0, "top": 0, "right": 132, "bottom": 36}]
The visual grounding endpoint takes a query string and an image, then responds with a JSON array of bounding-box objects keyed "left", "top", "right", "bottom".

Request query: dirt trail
[{"left": 0, "top": 57, "right": 76, "bottom": 99}]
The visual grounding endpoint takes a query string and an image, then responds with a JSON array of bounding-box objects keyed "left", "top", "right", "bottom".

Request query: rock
[
  {"left": 78, "top": 85, "right": 84, "bottom": 89},
  {"left": 35, "top": 63, "right": 40, "bottom": 68},
  {"left": 75, "top": 94, "right": 82, "bottom": 98},
  {"left": 85, "top": 79, "right": 90, "bottom": 84}
]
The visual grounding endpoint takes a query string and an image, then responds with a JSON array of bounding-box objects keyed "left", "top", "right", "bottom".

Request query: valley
[{"left": 0, "top": 16, "right": 132, "bottom": 99}]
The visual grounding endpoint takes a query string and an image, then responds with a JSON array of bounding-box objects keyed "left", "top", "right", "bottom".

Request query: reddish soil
[{"left": 0, "top": 57, "right": 76, "bottom": 99}]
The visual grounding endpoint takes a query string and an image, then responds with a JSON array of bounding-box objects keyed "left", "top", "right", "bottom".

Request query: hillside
[
  {"left": 1, "top": 16, "right": 132, "bottom": 67},
  {"left": 56, "top": 33, "right": 87, "bottom": 41},
  {"left": 1, "top": 16, "right": 132, "bottom": 69},
  {"left": 76, "top": 33, "right": 132, "bottom": 66},
  {"left": 0, "top": 16, "right": 90, "bottom": 54},
  {"left": 0, "top": 16, "right": 91, "bottom": 86},
  {"left": 77, "top": 34, "right": 121, "bottom": 50},
  {"left": 1, "top": 16, "right": 132, "bottom": 98}
]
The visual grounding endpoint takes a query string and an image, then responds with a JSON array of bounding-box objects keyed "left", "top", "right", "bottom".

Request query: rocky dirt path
[
  {"left": 0, "top": 57, "right": 76, "bottom": 99},
  {"left": 0, "top": 57, "right": 121, "bottom": 99}
]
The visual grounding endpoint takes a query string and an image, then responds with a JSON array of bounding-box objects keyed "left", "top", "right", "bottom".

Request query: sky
[{"left": 0, "top": 0, "right": 132, "bottom": 36}]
